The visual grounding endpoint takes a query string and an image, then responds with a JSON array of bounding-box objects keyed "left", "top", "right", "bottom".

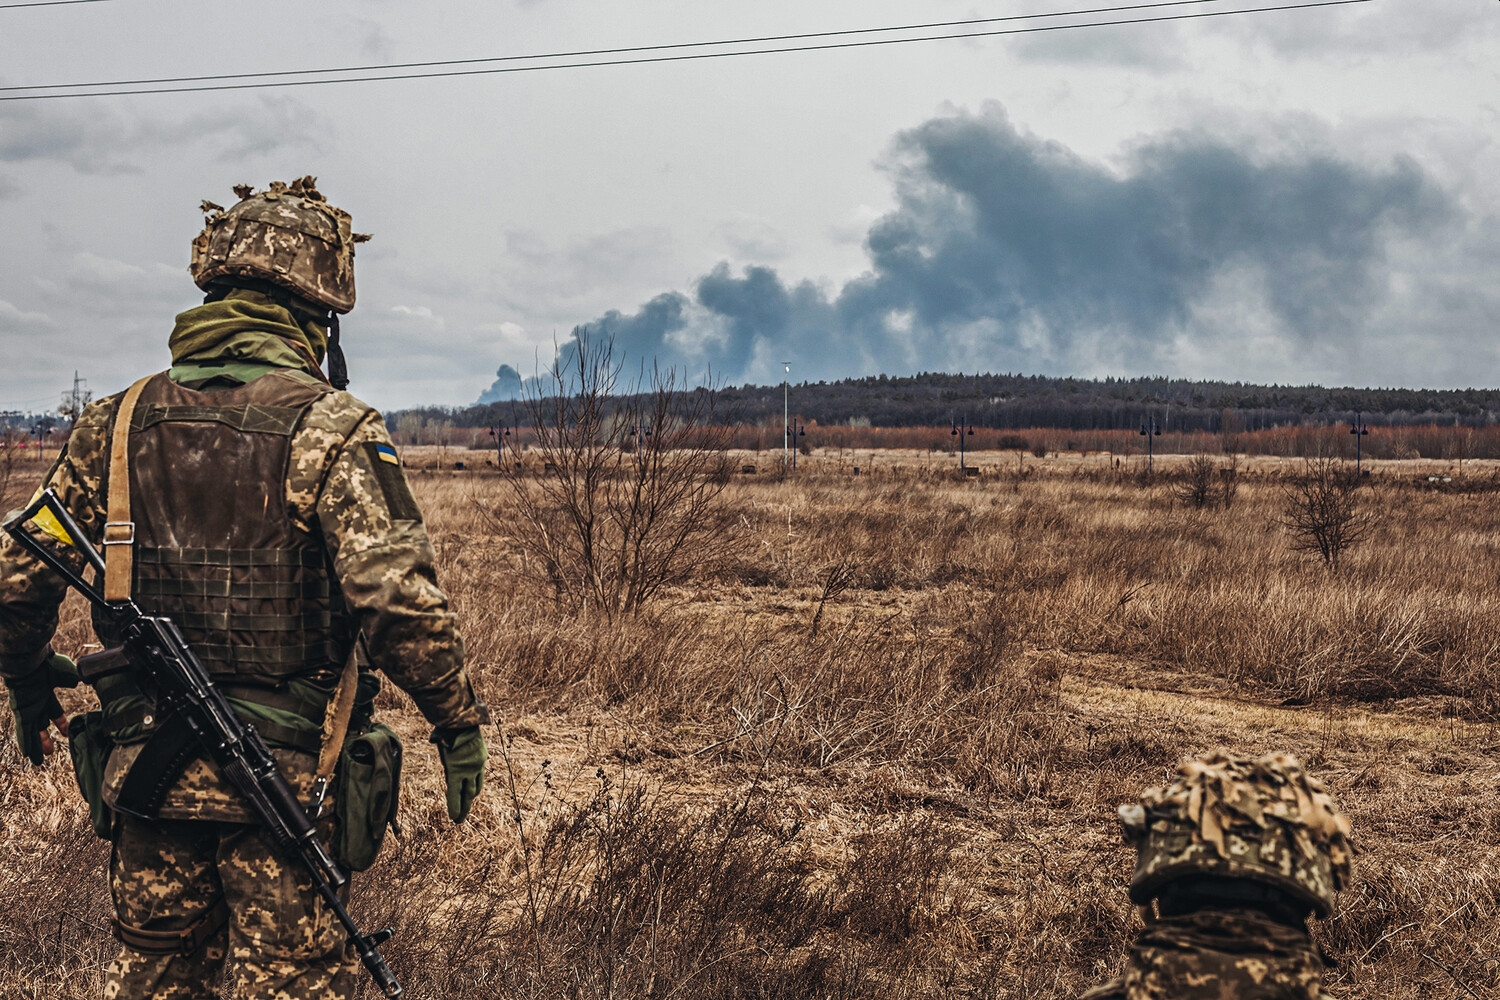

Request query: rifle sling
[
  {"left": 112, "top": 714, "right": 200, "bottom": 819},
  {"left": 114, "top": 710, "right": 322, "bottom": 817}
]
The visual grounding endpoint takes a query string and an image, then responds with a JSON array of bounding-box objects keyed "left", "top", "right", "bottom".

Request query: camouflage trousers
[
  {"left": 105, "top": 814, "right": 356, "bottom": 1000},
  {"left": 1080, "top": 909, "right": 1325, "bottom": 1000}
]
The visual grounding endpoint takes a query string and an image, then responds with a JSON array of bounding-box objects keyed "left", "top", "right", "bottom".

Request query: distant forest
[{"left": 394, "top": 372, "right": 1500, "bottom": 434}]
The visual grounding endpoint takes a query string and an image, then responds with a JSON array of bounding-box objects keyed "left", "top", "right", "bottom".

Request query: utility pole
[
  {"left": 1139, "top": 416, "right": 1161, "bottom": 473},
  {"left": 781, "top": 361, "right": 791, "bottom": 473},
  {"left": 60, "top": 371, "right": 90, "bottom": 426},
  {"left": 1350, "top": 412, "right": 1368, "bottom": 476}
]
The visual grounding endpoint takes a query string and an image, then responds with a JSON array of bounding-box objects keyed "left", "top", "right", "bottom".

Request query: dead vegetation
[{"left": 7, "top": 450, "right": 1500, "bottom": 997}]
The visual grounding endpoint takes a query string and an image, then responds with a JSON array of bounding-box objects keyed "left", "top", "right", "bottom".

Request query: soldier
[
  {"left": 1083, "top": 751, "right": 1354, "bottom": 1000},
  {"left": 0, "top": 177, "right": 489, "bottom": 999}
]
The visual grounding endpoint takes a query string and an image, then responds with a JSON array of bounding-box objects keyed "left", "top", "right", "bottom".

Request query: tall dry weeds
[{"left": 7, "top": 454, "right": 1500, "bottom": 997}]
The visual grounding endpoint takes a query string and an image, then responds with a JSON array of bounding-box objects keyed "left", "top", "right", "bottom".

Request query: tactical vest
[{"left": 94, "top": 370, "right": 355, "bottom": 687}]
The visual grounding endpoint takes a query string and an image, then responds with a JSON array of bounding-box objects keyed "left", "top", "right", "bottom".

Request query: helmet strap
[{"left": 327, "top": 313, "right": 350, "bottom": 390}]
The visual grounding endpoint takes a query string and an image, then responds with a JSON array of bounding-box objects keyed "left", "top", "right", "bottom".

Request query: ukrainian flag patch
[{"left": 364, "top": 442, "right": 422, "bottom": 521}]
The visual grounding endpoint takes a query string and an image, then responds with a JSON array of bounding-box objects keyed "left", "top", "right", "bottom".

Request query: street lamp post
[
  {"left": 488, "top": 407, "right": 520, "bottom": 469},
  {"left": 487, "top": 423, "right": 510, "bottom": 467},
  {"left": 781, "top": 361, "right": 791, "bottom": 473},
  {"left": 1139, "top": 417, "right": 1161, "bottom": 473},
  {"left": 786, "top": 420, "right": 806, "bottom": 469},
  {"left": 32, "top": 416, "right": 54, "bottom": 460},
  {"left": 952, "top": 417, "right": 975, "bottom": 471},
  {"left": 1350, "top": 412, "right": 1369, "bottom": 476}
]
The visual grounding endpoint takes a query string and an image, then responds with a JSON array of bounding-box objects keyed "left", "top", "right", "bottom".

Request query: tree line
[{"left": 396, "top": 371, "right": 1500, "bottom": 434}]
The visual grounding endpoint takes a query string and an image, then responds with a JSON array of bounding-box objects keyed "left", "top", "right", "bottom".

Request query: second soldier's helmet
[
  {"left": 1117, "top": 751, "right": 1353, "bottom": 918},
  {"left": 189, "top": 176, "right": 370, "bottom": 314}
]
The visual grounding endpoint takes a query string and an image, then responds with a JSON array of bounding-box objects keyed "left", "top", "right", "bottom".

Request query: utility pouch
[
  {"left": 333, "top": 723, "right": 403, "bottom": 871},
  {"left": 67, "top": 710, "right": 114, "bottom": 839}
]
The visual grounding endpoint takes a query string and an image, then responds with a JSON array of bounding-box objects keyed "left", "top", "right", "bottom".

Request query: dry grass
[{"left": 7, "top": 449, "right": 1500, "bottom": 997}]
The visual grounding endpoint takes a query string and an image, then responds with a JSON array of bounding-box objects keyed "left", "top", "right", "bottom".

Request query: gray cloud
[
  {"left": 555, "top": 104, "right": 1458, "bottom": 386},
  {"left": 1223, "top": 2, "right": 1496, "bottom": 59},
  {"left": 1010, "top": 22, "right": 1188, "bottom": 70},
  {"left": 0, "top": 97, "right": 328, "bottom": 174},
  {"left": 476, "top": 364, "right": 523, "bottom": 403},
  {"left": 0, "top": 298, "right": 55, "bottom": 333}
]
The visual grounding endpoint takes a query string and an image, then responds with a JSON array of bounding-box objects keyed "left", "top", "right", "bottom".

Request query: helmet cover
[
  {"left": 1117, "top": 751, "right": 1353, "bottom": 917},
  {"left": 189, "top": 176, "right": 370, "bottom": 314}
]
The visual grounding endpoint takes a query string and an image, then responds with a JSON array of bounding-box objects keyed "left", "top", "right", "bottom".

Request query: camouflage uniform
[
  {"left": 106, "top": 816, "right": 353, "bottom": 1000},
  {"left": 1083, "top": 752, "right": 1353, "bottom": 1000},
  {"left": 0, "top": 179, "right": 486, "bottom": 999}
]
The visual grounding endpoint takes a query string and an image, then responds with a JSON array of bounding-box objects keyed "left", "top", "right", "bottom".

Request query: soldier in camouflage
[
  {"left": 0, "top": 177, "right": 489, "bottom": 999},
  {"left": 1083, "top": 752, "right": 1353, "bottom": 1000}
]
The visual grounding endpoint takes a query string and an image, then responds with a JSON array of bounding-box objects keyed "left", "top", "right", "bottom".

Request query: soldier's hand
[
  {"left": 432, "top": 726, "right": 485, "bottom": 823},
  {"left": 6, "top": 651, "right": 80, "bottom": 765}
]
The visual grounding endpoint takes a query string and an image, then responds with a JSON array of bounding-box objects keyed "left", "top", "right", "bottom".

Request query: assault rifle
[{"left": 4, "top": 488, "right": 402, "bottom": 998}]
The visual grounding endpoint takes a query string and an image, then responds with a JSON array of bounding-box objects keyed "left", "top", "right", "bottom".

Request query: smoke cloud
[{"left": 547, "top": 104, "right": 1459, "bottom": 388}]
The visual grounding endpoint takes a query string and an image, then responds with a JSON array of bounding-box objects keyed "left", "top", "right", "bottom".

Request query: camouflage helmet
[
  {"left": 1117, "top": 751, "right": 1353, "bottom": 918},
  {"left": 189, "top": 176, "right": 370, "bottom": 314}
]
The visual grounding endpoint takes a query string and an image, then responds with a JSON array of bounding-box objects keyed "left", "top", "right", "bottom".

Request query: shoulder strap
[{"left": 103, "top": 375, "right": 155, "bottom": 602}]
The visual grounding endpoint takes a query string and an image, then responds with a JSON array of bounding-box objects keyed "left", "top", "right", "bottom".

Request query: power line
[
  {"left": 0, "top": 0, "right": 1373, "bottom": 102},
  {"left": 0, "top": 0, "right": 112, "bottom": 8},
  {"left": 1, "top": 0, "right": 1243, "bottom": 92}
]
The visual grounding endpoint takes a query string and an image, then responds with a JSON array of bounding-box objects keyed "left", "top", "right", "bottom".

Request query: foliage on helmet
[
  {"left": 189, "top": 176, "right": 371, "bottom": 314},
  {"left": 1117, "top": 751, "right": 1353, "bottom": 917}
]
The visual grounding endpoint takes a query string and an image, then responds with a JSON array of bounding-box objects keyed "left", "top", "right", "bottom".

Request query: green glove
[
  {"left": 6, "top": 651, "right": 80, "bottom": 765},
  {"left": 433, "top": 726, "right": 485, "bottom": 823}
]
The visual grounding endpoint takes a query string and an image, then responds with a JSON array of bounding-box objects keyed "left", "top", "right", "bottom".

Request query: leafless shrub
[
  {"left": 1219, "top": 455, "right": 1239, "bottom": 509},
  {"left": 997, "top": 433, "right": 1030, "bottom": 452},
  {"left": 1172, "top": 454, "right": 1218, "bottom": 508},
  {"left": 0, "top": 427, "right": 30, "bottom": 513},
  {"left": 495, "top": 329, "right": 739, "bottom": 617},
  {"left": 24, "top": 455, "right": 1500, "bottom": 1000},
  {"left": 809, "top": 559, "right": 856, "bottom": 639},
  {"left": 1281, "top": 455, "right": 1370, "bottom": 569}
]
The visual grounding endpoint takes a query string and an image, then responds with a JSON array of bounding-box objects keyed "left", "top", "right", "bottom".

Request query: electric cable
[
  {"left": 0, "top": 0, "right": 112, "bottom": 8},
  {"left": 2, "top": 0, "right": 1249, "bottom": 92},
  {"left": 0, "top": 0, "right": 1374, "bottom": 102}
]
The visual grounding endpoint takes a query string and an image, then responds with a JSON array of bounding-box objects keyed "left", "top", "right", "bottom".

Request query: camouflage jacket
[
  {"left": 0, "top": 309, "right": 485, "bottom": 820},
  {"left": 1080, "top": 908, "right": 1326, "bottom": 1000}
]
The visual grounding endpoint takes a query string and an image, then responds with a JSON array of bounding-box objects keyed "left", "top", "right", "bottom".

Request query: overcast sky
[{"left": 1, "top": 0, "right": 1496, "bottom": 411}]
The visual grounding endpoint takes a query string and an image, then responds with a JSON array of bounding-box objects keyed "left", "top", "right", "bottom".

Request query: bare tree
[
  {"left": 497, "top": 329, "right": 738, "bottom": 617},
  {"left": 0, "top": 427, "right": 26, "bottom": 512},
  {"left": 1172, "top": 454, "right": 1239, "bottom": 509},
  {"left": 1172, "top": 454, "right": 1218, "bottom": 508},
  {"left": 1219, "top": 455, "right": 1239, "bottom": 509},
  {"left": 1281, "top": 456, "right": 1369, "bottom": 570}
]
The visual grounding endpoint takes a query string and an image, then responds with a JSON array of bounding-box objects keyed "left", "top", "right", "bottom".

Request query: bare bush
[
  {"left": 1219, "top": 455, "right": 1239, "bottom": 509},
  {"left": 1172, "top": 454, "right": 1218, "bottom": 508},
  {"left": 0, "top": 427, "right": 30, "bottom": 513},
  {"left": 23, "top": 454, "right": 1500, "bottom": 1000},
  {"left": 1281, "top": 456, "right": 1370, "bottom": 569},
  {"left": 496, "top": 329, "right": 738, "bottom": 617}
]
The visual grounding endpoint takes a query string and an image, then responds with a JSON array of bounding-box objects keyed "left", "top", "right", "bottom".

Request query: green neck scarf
[{"left": 169, "top": 289, "right": 328, "bottom": 378}]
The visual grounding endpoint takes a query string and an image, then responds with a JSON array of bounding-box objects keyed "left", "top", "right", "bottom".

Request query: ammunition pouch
[
  {"left": 333, "top": 722, "right": 403, "bottom": 871},
  {"left": 112, "top": 896, "right": 230, "bottom": 956},
  {"left": 66, "top": 710, "right": 114, "bottom": 839}
]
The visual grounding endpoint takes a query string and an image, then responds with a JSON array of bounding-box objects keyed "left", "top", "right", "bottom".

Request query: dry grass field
[{"left": 7, "top": 447, "right": 1500, "bottom": 998}]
